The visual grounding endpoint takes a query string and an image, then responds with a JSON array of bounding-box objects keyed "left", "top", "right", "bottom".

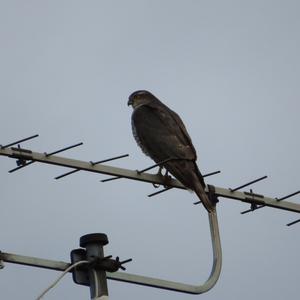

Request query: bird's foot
[
  {"left": 161, "top": 170, "right": 172, "bottom": 188},
  {"left": 152, "top": 167, "right": 171, "bottom": 188},
  {"left": 152, "top": 166, "right": 162, "bottom": 188}
]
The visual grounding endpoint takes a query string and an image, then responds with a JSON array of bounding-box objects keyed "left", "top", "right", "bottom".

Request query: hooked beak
[{"left": 127, "top": 98, "right": 133, "bottom": 106}]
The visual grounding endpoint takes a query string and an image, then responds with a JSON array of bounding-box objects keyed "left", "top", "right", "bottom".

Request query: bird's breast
[{"left": 131, "top": 120, "right": 151, "bottom": 157}]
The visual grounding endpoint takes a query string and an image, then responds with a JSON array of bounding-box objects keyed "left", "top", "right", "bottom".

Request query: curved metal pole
[
  {"left": 194, "top": 209, "right": 222, "bottom": 293},
  {"left": 107, "top": 209, "right": 222, "bottom": 294},
  {"left": 0, "top": 210, "right": 222, "bottom": 295}
]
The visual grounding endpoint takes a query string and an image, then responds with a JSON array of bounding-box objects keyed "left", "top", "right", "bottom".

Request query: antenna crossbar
[{"left": 0, "top": 146, "right": 299, "bottom": 214}]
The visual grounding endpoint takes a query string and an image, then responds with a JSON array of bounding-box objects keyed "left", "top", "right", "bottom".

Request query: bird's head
[{"left": 127, "top": 90, "right": 155, "bottom": 109}]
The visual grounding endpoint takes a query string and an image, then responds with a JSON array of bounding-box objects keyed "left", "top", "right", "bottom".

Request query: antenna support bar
[{"left": 1, "top": 146, "right": 299, "bottom": 213}]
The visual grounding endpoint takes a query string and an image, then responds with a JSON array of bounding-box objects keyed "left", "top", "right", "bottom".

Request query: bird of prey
[{"left": 128, "top": 90, "right": 215, "bottom": 212}]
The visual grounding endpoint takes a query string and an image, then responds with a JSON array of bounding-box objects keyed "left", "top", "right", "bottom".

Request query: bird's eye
[{"left": 132, "top": 91, "right": 147, "bottom": 100}]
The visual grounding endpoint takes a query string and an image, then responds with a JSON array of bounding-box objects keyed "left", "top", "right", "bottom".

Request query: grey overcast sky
[{"left": 0, "top": 1, "right": 299, "bottom": 299}]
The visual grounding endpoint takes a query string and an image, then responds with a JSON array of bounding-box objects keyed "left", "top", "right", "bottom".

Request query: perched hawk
[{"left": 128, "top": 90, "right": 215, "bottom": 212}]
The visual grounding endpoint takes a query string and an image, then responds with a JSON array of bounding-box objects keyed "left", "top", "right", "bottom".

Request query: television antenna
[{"left": 0, "top": 134, "right": 299, "bottom": 299}]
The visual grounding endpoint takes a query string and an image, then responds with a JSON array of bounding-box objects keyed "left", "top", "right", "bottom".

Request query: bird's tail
[
  {"left": 164, "top": 160, "right": 216, "bottom": 212},
  {"left": 188, "top": 161, "right": 216, "bottom": 213},
  {"left": 192, "top": 176, "right": 216, "bottom": 213}
]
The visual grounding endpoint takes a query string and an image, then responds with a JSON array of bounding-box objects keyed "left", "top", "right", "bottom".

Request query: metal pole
[
  {"left": 1, "top": 146, "right": 299, "bottom": 213},
  {"left": 106, "top": 208, "right": 222, "bottom": 294},
  {"left": 0, "top": 210, "right": 222, "bottom": 295},
  {"left": 80, "top": 234, "right": 109, "bottom": 300}
]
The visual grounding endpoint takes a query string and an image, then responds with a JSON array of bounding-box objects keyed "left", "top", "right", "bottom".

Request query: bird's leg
[
  {"left": 152, "top": 159, "right": 173, "bottom": 188},
  {"left": 152, "top": 166, "right": 163, "bottom": 188},
  {"left": 157, "top": 161, "right": 172, "bottom": 187},
  {"left": 157, "top": 165, "right": 163, "bottom": 176},
  {"left": 162, "top": 168, "right": 172, "bottom": 188}
]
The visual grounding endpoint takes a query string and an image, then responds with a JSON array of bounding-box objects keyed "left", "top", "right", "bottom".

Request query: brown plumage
[{"left": 128, "top": 90, "right": 215, "bottom": 212}]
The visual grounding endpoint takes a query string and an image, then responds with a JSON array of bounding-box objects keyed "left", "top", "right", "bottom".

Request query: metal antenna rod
[
  {"left": 90, "top": 154, "right": 129, "bottom": 165},
  {"left": 55, "top": 169, "right": 79, "bottom": 180},
  {"left": 0, "top": 134, "right": 39, "bottom": 149},
  {"left": 101, "top": 176, "right": 122, "bottom": 183},
  {"left": 241, "top": 205, "right": 265, "bottom": 214},
  {"left": 45, "top": 142, "right": 83, "bottom": 157},
  {"left": 9, "top": 161, "right": 35, "bottom": 173},
  {"left": 203, "top": 170, "right": 221, "bottom": 178},
  {"left": 7, "top": 142, "right": 83, "bottom": 174},
  {"left": 277, "top": 191, "right": 300, "bottom": 201},
  {"left": 55, "top": 154, "right": 129, "bottom": 180},
  {"left": 286, "top": 219, "right": 300, "bottom": 226},
  {"left": 148, "top": 187, "right": 173, "bottom": 197},
  {"left": 229, "top": 176, "right": 268, "bottom": 192}
]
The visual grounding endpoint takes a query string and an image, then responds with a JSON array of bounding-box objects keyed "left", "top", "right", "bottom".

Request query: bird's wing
[
  {"left": 156, "top": 103, "right": 197, "bottom": 157},
  {"left": 132, "top": 104, "right": 196, "bottom": 162}
]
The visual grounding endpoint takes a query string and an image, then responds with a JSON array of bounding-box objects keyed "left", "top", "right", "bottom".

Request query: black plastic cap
[{"left": 80, "top": 233, "right": 109, "bottom": 247}]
